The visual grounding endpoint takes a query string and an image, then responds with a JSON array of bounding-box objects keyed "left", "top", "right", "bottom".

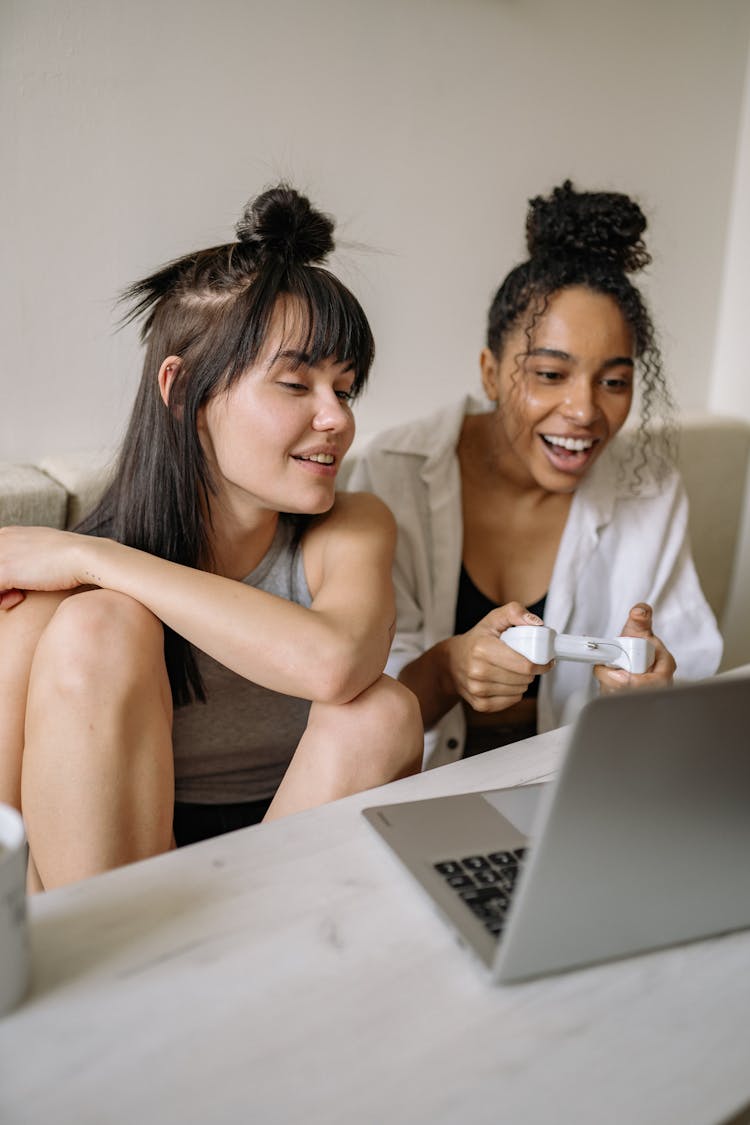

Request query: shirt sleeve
[{"left": 349, "top": 448, "right": 429, "bottom": 680}]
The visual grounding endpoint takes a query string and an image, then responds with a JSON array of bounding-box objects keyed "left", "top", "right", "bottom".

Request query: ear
[
  {"left": 157, "top": 356, "right": 184, "bottom": 408},
  {"left": 479, "top": 347, "right": 501, "bottom": 403}
]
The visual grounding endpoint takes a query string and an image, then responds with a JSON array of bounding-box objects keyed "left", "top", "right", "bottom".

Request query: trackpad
[{"left": 482, "top": 784, "right": 546, "bottom": 838}]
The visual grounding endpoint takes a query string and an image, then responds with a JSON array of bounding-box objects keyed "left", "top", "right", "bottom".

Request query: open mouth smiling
[
  {"left": 537, "top": 433, "right": 602, "bottom": 475},
  {"left": 541, "top": 434, "right": 597, "bottom": 453}
]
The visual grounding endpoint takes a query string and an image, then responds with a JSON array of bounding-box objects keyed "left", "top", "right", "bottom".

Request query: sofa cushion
[
  {"left": 38, "top": 452, "right": 114, "bottom": 529},
  {"left": 676, "top": 416, "right": 750, "bottom": 623},
  {"left": 0, "top": 462, "right": 68, "bottom": 529}
]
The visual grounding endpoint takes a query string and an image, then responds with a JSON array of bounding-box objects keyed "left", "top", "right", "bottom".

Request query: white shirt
[{"left": 348, "top": 396, "right": 723, "bottom": 768}]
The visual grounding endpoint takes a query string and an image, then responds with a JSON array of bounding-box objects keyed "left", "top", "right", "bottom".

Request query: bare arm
[{"left": 0, "top": 494, "right": 396, "bottom": 705}]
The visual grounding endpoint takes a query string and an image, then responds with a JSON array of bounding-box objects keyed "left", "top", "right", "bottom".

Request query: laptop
[{"left": 362, "top": 675, "right": 750, "bottom": 983}]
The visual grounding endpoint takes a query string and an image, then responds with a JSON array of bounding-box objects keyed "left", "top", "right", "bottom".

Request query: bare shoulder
[
  {"left": 301, "top": 493, "right": 396, "bottom": 593},
  {"left": 318, "top": 490, "right": 395, "bottom": 533}
]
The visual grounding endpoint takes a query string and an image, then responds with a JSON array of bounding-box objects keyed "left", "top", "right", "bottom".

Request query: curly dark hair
[{"left": 486, "top": 181, "right": 676, "bottom": 481}]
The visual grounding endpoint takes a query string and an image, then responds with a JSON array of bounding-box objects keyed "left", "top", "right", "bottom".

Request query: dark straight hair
[{"left": 77, "top": 185, "right": 375, "bottom": 706}]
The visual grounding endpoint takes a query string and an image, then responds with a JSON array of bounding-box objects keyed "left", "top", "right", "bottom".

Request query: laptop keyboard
[{"left": 433, "top": 849, "right": 527, "bottom": 938}]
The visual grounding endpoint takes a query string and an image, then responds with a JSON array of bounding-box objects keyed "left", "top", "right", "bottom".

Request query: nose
[
  {"left": 311, "top": 389, "right": 352, "bottom": 434},
  {"left": 560, "top": 376, "right": 600, "bottom": 425}
]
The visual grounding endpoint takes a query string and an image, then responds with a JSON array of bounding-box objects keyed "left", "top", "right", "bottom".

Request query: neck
[
  {"left": 460, "top": 411, "right": 550, "bottom": 507},
  {"left": 205, "top": 497, "right": 281, "bottom": 580}
]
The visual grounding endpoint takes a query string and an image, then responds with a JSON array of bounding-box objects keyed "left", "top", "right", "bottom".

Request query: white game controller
[{"left": 502, "top": 625, "right": 655, "bottom": 674}]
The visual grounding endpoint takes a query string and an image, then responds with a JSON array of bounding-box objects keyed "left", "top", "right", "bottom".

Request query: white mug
[{"left": 0, "top": 803, "right": 29, "bottom": 1015}]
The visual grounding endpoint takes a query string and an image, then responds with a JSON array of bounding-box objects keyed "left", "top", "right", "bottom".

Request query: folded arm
[{"left": 0, "top": 493, "right": 396, "bottom": 705}]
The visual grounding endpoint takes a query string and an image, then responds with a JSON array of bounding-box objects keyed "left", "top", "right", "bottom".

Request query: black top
[{"left": 454, "top": 565, "right": 547, "bottom": 699}]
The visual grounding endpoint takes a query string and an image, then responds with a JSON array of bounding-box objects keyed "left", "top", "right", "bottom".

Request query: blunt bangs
[{"left": 222, "top": 265, "right": 375, "bottom": 398}]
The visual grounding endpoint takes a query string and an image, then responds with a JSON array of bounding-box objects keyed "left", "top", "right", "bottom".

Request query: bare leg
[
  {"left": 21, "top": 589, "right": 174, "bottom": 891},
  {"left": 264, "top": 675, "right": 422, "bottom": 821},
  {"left": 0, "top": 592, "right": 73, "bottom": 811}
]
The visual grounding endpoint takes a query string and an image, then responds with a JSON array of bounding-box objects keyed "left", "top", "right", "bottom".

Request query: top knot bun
[
  {"left": 235, "top": 184, "right": 335, "bottom": 267},
  {"left": 525, "top": 180, "right": 650, "bottom": 273}
]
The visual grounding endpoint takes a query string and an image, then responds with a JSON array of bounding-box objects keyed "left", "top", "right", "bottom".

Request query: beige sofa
[{"left": 2, "top": 414, "right": 750, "bottom": 670}]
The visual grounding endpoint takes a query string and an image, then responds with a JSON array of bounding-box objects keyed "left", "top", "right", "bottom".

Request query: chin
[
  {"left": 533, "top": 465, "right": 588, "bottom": 495},
  {"left": 552, "top": 477, "right": 585, "bottom": 495},
  {"left": 284, "top": 491, "right": 337, "bottom": 517}
]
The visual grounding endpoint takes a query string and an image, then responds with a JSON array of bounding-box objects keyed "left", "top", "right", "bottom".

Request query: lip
[
  {"left": 540, "top": 431, "right": 600, "bottom": 446},
  {"left": 537, "top": 432, "right": 602, "bottom": 475},
  {"left": 291, "top": 446, "right": 340, "bottom": 477}
]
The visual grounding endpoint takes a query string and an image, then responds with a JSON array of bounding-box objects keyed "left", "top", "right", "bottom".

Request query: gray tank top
[{"left": 172, "top": 518, "right": 313, "bottom": 804}]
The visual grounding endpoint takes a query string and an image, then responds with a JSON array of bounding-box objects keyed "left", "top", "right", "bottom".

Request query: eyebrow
[
  {"left": 267, "top": 349, "right": 311, "bottom": 370},
  {"left": 528, "top": 347, "right": 634, "bottom": 370},
  {"left": 266, "top": 349, "right": 356, "bottom": 378}
]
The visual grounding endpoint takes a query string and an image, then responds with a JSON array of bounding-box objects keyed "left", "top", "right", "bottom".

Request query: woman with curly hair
[
  {"left": 350, "top": 181, "right": 721, "bottom": 766},
  {"left": 0, "top": 185, "right": 422, "bottom": 889}
]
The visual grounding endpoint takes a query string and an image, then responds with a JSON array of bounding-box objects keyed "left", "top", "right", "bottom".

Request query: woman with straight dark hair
[
  {"left": 349, "top": 181, "right": 722, "bottom": 767},
  {"left": 0, "top": 184, "right": 422, "bottom": 890}
]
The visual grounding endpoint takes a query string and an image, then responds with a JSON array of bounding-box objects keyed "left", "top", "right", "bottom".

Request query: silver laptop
[{"left": 363, "top": 675, "right": 750, "bottom": 983}]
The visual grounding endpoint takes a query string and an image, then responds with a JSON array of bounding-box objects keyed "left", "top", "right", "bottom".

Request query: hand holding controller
[{"left": 502, "top": 625, "right": 655, "bottom": 674}]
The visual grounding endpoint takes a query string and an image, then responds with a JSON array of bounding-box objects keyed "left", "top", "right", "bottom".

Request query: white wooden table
[{"left": 1, "top": 726, "right": 749, "bottom": 1125}]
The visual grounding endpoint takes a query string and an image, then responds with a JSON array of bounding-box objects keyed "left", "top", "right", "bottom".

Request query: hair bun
[
  {"left": 235, "top": 184, "right": 335, "bottom": 266},
  {"left": 525, "top": 180, "right": 650, "bottom": 272}
]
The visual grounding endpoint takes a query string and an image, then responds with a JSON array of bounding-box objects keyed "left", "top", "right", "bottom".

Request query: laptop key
[
  {"left": 434, "top": 861, "right": 463, "bottom": 876},
  {"left": 496, "top": 873, "right": 516, "bottom": 894},
  {"left": 457, "top": 887, "right": 483, "bottom": 903},
  {"left": 487, "top": 851, "right": 516, "bottom": 867},
  {"left": 469, "top": 896, "right": 509, "bottom": 923},
  {"left": 475, "top": 869, "right": 502, "bottom": 885},
  {"left": 461, "top": 856, "right": 491, "bottom": 870},
  {"left": 446, "top": 874, "right": 475, "bottom": 888},
  {"left": 437, "top": 852, "right": 517, "bottom": 932},
  {"left": 459, "top": 885, "right": 503, "bottom": 904}
]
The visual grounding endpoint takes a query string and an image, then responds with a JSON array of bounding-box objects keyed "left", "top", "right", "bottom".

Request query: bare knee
[
  {"left": 370, "top": 676, "right": 424, "bottom": 778},
  {"left": 29, "top": 589, "right": 168, "bottom": 707},
  {"left": 311, "top": 674, "right": 423, "bottom": 784},
  {"left": 0, "top": 590, "right": 73, "bottom": 677},
  {"left": 265, "top": 677, "right": 423, "bottom": 821},
  {"left": 0, "top": 591, "right": 76, "bottom": 809},
  {"left": 20, "top": 593, "right": 174, "bottom": 889}
]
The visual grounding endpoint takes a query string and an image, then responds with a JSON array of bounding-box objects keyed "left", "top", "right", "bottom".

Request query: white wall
[
  {"left": 712, "top": 49, "right": 750, "bottom": 424},
  {"left": 710, "top": 46, "right": 750, "bottom": 669},
  {"left": 2, "top": 0, "right": 750, "bottom": 465}
]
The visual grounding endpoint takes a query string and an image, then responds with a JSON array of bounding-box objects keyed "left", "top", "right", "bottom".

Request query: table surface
[{"left": 1, "top": 725, "right": 749, "bottom": 1125}]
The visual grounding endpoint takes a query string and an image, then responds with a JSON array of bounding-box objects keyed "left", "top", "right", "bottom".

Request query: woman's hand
[
  {"left": 0, "top": 526, "right": 92, "bottom": 610},
  {"left": 0, "top": 589, "right": 26, "bottom": 610},
  {"left": 444, "top": 603, "right": 553, "bottom": 713},
  {"left": 594, "top": 603, "right": 676, "bottom": 694}
]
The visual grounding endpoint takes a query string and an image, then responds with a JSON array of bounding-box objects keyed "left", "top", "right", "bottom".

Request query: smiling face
[
  {"left": 480, "top": 286, "right": 635, "bottom": 494},
  {"left": 194, "top": 305, "right": 357, "bottom": 524}
]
